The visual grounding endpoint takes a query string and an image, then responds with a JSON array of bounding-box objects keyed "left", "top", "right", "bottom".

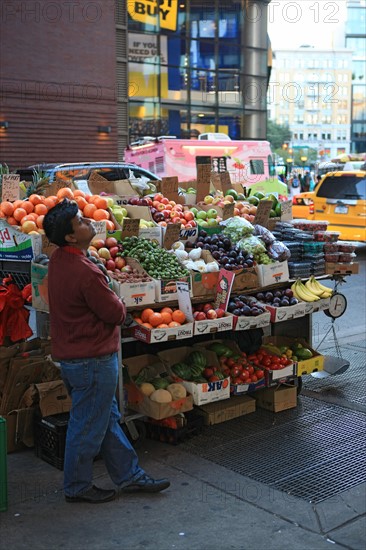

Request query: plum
[
  {"left": 256, "top": 292, "right": 265, "bottom": 301},
  {"left": 290, "top": 297, "right": 298, "bottom": 305},
  {"left": 233, "top": 308, "right": 241, "bottom": 316},
  {"left": 265, "top": 292, "right": 274, "bottom": 302}
]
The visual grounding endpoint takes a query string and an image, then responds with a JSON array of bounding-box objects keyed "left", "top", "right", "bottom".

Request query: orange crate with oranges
[{"left": 132, "top": 306, "right": 194, "bottom": 344}]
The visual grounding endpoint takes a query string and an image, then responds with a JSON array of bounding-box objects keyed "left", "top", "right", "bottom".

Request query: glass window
[
  {"left": 190, "top": 40, "right": 215, "bottom": 70},
  {"left": 190, "top": 6, "right": 216, "bottom": 38},
  {"left": 218, "top": 42, "right": 240, "bottom": 69},
  {"left": 317, "top": 175, "right": 366, "bottom": 200},
  {"left": 250, "top": 160, "right": 265, "bottom": 175},
  {"left": 218, "top": 108, "right": 243, "bottom": 139},
  {"left": 218, "top": 3, "right": 240, "bottom": 38}
]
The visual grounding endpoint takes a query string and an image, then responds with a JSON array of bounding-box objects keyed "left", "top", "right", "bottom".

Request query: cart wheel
[
  {"left": 123, "top": 420, "right": 146, "bottom": 449},
  {"left": 297, "top": 376, "right": 302, "bottom": 395}
]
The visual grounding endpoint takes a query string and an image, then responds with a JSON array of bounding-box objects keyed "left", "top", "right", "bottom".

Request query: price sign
[
  {"left": 121, "top": 218, "right": 140, "bottom": 238},
  {"left": 161, "top": 176, "right": 179, "bottom": 201},
  {"left": 1, "top": 174, "right": 20, "bottom": 202},
  {"left": 163, "top": 223, "right": 181, "bottom": 250},
  {"left": 43, "top": 179, "right": 69, "bottom": 197},
  {"left": 279, "top": 200, "right": 292, "bottom": 221},
  {"left": 253, "top": 200, "right": 273, "bottom": 227},
  {"left": 176, "top": 281, "right": 194, "bottom": 322},
  {"left": 214, "top": 269, "right": 235, "bottom": 311},
  {"left": 197, "top": 164, "right": 211, "bottom": 184},
  {"left": 219, "top": 172, "right": 232, "bottom": 194},
  {"left": 222, "top": 203, "right": 234, "bottom": 220},
  {"left": 91, "top": 220, "right": 107, "bottom": 240}
]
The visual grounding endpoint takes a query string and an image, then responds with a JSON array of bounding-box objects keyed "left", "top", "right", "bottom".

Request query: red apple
[
  {"left": 109, "top": 246, "right": 119, "bottom": 258},
  {"left": 114, "top": 257, "right": 126, "bottom": 270},
  {"left": 106, "top": 259, "right": 116, "bottom": 271},
  {"left": 91, "top": 239, "right": 105, "bottom": 250},
  {"left": 203, "top": 303, "right": 214, "bottom": 313},
  {"left": 121, "top": 265, "right": 133, "bottom": 273},
  {"left": 105, "top": 237, "right": 118, "bottom": 248},
  {"left": 196, "top": 311, "right": 207, "bottom": 321},
  {"left": 206, "top": 309, "right": 218, "bottom": 319},
  {"left": 215, "top": 308, "right": 225, "bottom": 318}
]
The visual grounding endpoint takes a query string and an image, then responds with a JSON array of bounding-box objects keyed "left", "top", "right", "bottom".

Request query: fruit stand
[{"left": 0, "top": 171, "right": 360, "bottom": 454}]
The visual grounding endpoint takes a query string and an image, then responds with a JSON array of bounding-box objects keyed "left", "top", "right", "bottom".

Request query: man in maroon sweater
[{"left": 43, "top": 199, "right": 170, "bottom": 503}]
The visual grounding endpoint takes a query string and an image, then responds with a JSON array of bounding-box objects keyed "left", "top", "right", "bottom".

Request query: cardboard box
[
  {"left": 31, "top": 262, "right": 49, "bottom": 312},
  {"left": 0, "top": 357, "right": 47, "bottom": 415},
  {"left": 231, "top": 377, "right": 266, "bottom": 395},
  {"left": 231, "top": 311, "right": 271, "bottom": 331},
  {"left": 158, "top": 347, "right": 230, "bottom": 406},
  {"left": 123, "top": 355, "right": 193, "bottom": 420},
  {"left": 325, "top": 262, "right": 359, "bottom": 275},
  {"left": 254, "top": 385, "right": 297, "bottom": 412},
  {"left": 132, "top": 321, "right": 194, "bottom": 344},
  {"left": 196, "top": 395, "right": 256, "bottom": 425},
  {"left": 262, "top": 336, "right": 324, "bottom": 376},
  {"left": 124, "top": 205, "right": 162, "bottom": 245},
  {"left": 302, "top": 297, "right": 331, "bottom": 315},
  {"left": 193, "top": 313, "right": 234, "bottom": 336},
  {"left": 0, "top": 221, "right": 42, "bottom": 262},
  {"left": 262, "top": 301, "right": 306, "bottom": 323},
  {"left": 5, "top": 408, "right": 35, "bottom": 452},
  {"left": 34, "top": 381, "right": 72, "bottom": 417},
  {"left": 111, "top": 258, "right": 155, "bottom": 308},
  {"left": 264, "top": 365, "right": 297, "bottom": 387},
  {"left": 255, "top": 261, "right": 289, "bottom": 288},
  {"left": 88, "top": 172, "right": 138, "bottom": 203},
  {"left": 231, "top": 267, "right": 259, "bottom": 293},
  {"left": 188, "top": 250, "right": 219, "bottom": 298},
  {"left": 154, "top": 275, "right": 191, "bottom": 303}
]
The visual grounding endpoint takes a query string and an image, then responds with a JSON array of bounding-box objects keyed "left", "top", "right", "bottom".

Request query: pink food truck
[{"left": 124, "top": 137, "right": 288, "bottom": 196}]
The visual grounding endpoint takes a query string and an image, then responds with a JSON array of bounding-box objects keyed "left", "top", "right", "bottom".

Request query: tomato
[
  {"left": 227, "top": 358, "right": 236, "bottom": 368},
  {"left": 230, "top": 367, "right": 242, "bottom": 378},
  {"left": 222, "top": 368, "right": 231, "bottom": 377},
  {"left": 248, "top": 354, "right": 257, "bottom": 362},
  {"left": 279, "top": 357, "right": 288, "bottom": 365},
  {"left": 233, "top": 377, "right": 243, "bottom": 385},
  {"left": 203, "top": 368, "right": 214, "bottom": 379},
  {"left": 271, "top": 356, "right": 281, "bottom": 364},
  {"left": 240, "top": 370, "right": 250, "bottom": 382},
  {"left": 251, "top": 375, "right": 258, "bottom": 382},
  {"left": 263, "top": 358, "right": 272, "bottom": 367},
  {"left": 209, "top": 375, "right": 220, "bottom": 382},
  {"left": 255, "top": 369, "right": 264, "bottom": 380}
]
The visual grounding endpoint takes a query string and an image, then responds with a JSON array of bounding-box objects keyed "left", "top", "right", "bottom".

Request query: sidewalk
[{"left": 2, "top": 339, "right": 365, "bottom": 550}]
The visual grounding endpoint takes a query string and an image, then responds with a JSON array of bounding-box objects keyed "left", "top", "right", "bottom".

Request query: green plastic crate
[{"left": 0, "top": 417, "right": 7, "bottom": 512}]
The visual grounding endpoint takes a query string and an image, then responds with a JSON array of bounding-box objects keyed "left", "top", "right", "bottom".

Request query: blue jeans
[{"left": 60, "top": 352, "right": 144, "bottom": 497}]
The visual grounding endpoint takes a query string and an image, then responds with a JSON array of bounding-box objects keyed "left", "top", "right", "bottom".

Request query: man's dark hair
[{"left": 43, "top": 199, "right": 79, "bottom": 246}]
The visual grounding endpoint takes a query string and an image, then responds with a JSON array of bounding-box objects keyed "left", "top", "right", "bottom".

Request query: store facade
[{"left": 126, "top": 0, "right": 272, "bottom": 143}]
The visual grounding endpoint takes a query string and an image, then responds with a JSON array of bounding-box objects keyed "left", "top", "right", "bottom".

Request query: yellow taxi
[{"left": 292, "top": 170, "right": 366, "bottom": 242}]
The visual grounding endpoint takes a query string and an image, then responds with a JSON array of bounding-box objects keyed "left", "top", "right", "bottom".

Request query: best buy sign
[{"left": 127, "top": 0, "right": 178, "bottom": 31}]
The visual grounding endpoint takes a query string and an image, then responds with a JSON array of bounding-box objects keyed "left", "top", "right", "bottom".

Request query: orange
[
  {"left": 134, "top": 317, "right": 143, "bottom": 324},
  {"left": 36, "top": 215, "right": 45, "bottom": 229},
  {"left": 44, "top": 196, "right": 57, "bottom": 209},
  {"left": 93, "top": 208, "right": 110, "bottom": 221},
  {"left": 168, "top": 321, "right": 180, "bottom": 328},
  {"left": 7, "top": 216, "right": 18, "bottom": 225},
  {"left": 21, "top": 214, "right": 38, "bottom": 224},
  {"left": 172, "top": 309, "right": 186, "bottom": 324},
  {"left": 88, "top": 194, "right": 101, "bottom": 204},
  {"left": 13, "top": 207, "right": 27, "bottom": 222},
  {"left": 160, "top": 307, "right": 173, "bottom": 315},
  {"left": 20, "top": 201, "right": 34, "bottom": 214},
  {"left": 57, "top": 187, "right": 74, "bottom": 200},
  {"left": 148, "top": 312, "right": 163, "bottom": 327},
  {"left": 28, "top": 194, "right": 44, "bottom": 205},
  {"left": 75, "top": 196, "right": 88, "bottom": 210},
  {"left": 94, "top": 196, "right": 108, "bottom": 210},
  {"left": 160, "top": 311, "right": 172, "bottom": 324},
  {"left": 0, "top": 201, "right": 14, "bottom": 216},
  {"left": 105, "top": 220, "right": 115, "bottom": 231},
  {"left": 141, "top": 308, "right": 154, "bottom": 323},
  {"left": 12, "top": 199, "right": 23, "bottom": 209},
  {"left": 83, "top": 203, "right": 97, "bottom": 218},
  {"left": 156, "top": 323, "right": 169, "bottom": 328},
  {"left": 0, "top": 211, "right": 5, "bottom": 219},
  {"left": 73, "top": 189, "right": 86, "bottom": 198},
  {"left": 34, "top": 203, "right": 48, "bottom": 215},
  {"left": 141, "top": 322, "right": 153, "bottom": 329},
  {"left": 21, "top": 220, "right": 38, "bottom": 233}
]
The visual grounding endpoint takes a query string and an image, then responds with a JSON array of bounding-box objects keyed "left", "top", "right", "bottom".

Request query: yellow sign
[{"left": 127, "top": 0, "right": 178, "bottom": 31}]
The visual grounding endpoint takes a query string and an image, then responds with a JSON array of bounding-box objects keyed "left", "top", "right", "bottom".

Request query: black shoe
[
  {"left": 121, "top": 474, "right": 170, "bottom": 494},
  {"left": 65, "top": 485, "right": 116, "bottom": 504}
]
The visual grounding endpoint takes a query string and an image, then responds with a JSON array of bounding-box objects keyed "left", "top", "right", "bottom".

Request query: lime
[{"left": 247, "top": 196, "right": 259, "bottom": 206}]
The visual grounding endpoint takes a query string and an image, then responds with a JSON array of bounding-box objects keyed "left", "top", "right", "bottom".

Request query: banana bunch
[
  {"left": 291, "top": 279, "right": 320, "bottom": 302},
  {"left": 305, "top": 276, "right": 333, "bottom": 299}
]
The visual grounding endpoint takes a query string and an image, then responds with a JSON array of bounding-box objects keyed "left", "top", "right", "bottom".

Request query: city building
[
  {"left": 345, "top": 0, "right": 366, "bottom": 153},
  {"left": 0, "top": 0, "right": 273, "bottom": 169},
  {"left": 268, "top": 46, "right": 353, "bottom": 161}
]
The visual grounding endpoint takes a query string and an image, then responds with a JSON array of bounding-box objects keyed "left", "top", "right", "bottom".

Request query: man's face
[{"left": 69, "top": 212, "right": 96, "bottom": 247}]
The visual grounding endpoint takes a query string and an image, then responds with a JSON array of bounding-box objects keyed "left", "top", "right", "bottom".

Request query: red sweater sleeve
[{"left": 82, "top": 264, "right": 126, "bottom": 326}]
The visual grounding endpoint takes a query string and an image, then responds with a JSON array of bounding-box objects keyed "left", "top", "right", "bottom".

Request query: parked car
[
  {"left": 15, "top": 162, "right": 160, "bottom": 194},
  {"left": 292, "top": 170, "right": 366, "bottom": 242}
]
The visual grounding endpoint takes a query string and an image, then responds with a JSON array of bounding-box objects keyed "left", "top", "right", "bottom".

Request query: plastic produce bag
[
  {"left": 237, "top": 235, "right": 266, "bottom": 255},
  {"left": 267, "top": 240, "right": 291, "bottom": 262},
  {"left": 221, "top": 216, "right": 254, "bottom": 243},
  {"left": 0, "top": 276, "right": 33, "bottom": 345},
  {"left": 253, "top": 224, "right": 276, "bottom": 245}
]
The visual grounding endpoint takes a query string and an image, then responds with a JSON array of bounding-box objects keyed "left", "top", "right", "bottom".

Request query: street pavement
[{"left": 1, "top": 254, "right": 365, "bottom": 550}]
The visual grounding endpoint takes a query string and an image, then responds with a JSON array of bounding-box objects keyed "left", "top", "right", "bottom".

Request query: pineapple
[{"left": 25, "top": 169, "right": 50, "bottom": 198}]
